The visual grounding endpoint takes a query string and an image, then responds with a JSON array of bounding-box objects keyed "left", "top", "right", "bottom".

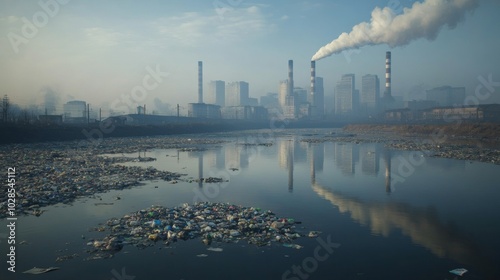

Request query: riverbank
[
  {"left": 340, "top": 123, "right": 500, "bottom": 164},
  {"left": 343, "top": 123, "right": 500, "bottom": 140}
]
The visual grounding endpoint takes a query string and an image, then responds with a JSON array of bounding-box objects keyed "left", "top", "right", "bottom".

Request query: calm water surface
[{"left": 2, "top": 129, "right": 500, "bottom": 280}]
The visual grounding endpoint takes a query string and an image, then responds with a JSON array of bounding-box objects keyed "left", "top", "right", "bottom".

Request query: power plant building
[
  {"left": 426, "top": 86, "right": 466, "bottom": 107},
  {"left": 279, "top": 80, "right": 289, "bottom": 109},
  {"left": 63, "top": 100, "right": 86, "bottom": 123},
  {"left": 226, "top": 81, "right": 249, "bottom": 106},
  {"left": 361, "top": 74, "right": 380, "bottom": 114},
  {"left": 280, "top": 60, "right": 299, "bottom": 119},
  {"left": 208, "top": 80, "right": 225, "bottom": 107},
  {"left": 221, "top": 106, "right": 268, "bottom": 120},
  {"left": 188, "top": 61, "right": 221, "bottom": 118},
  {"left": 335, "top": 74, "right": 358, "bottom": 116},
  {"left": 188, "top": 103, "right": 221, "bottom": 118},
  {"left": 310, "top": 76, "right": 324, "bottom": 118}
]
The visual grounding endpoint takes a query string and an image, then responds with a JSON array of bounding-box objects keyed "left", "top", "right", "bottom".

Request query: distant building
[
  {"left": 208, "top": 80, "right": 225, "bottom": 107},
  {"left": 105, "top": 114, "right": 205, "bottom": 125},
  {"left": 324, "top": 94, "right": 334, "bottom": 117},
  {"left": 403, "top": 100, "right": 438, "bottom": 119},
  {"left": 384, "top": 104, "right": 500, "bottom": 122},
  {"left": 361, "top": 74, "right": 379, "bottom": 115},
  {"left": 294, "top": 88, "right": 308, "bottom": 105},
  {"left": 384, "top": 108, "right": 411, "bottom": 122},
  {"left": 221, "top": 106, "right": 268, "bottom": 120},
  {"left": 293, "top": 87, "right": 312, "bottom": 119},
  {"left": 260, "top": 93, "right": 279, "bottom": 109},
  {"left": 310, "top": 77, "right": 324, "bottom": 118},
  {"left": 247, "top": 97, "right": 258, "bottom": 106},
  {"left": 279, "top": 80, "right": 289, "bottom": 109},
  {"left": 421, "top": 104, "right": 500, "bottom": 122},
  {"left": 298, "top": 103, "right": 311, "bottom": 119},
  {"left": 226, "top": 81, "right": 249, "bottom": 106},
  {"left": 187, "top": 103, "right": 221, "bottom": 118},
  {"left": 426, "top": 86, "right": 466, "bottom": 107},
  {"left": 283, "top": 95, "right": 296, "bottom": 119},
  {"left": 335, "top": 74, "right": 358, "bottom": 116},
  {"left": 63, "top": 100, "right": 86, "bottom": 123},
  {"left": 137, "top": 105, "right": 145, "bottom": 115}
]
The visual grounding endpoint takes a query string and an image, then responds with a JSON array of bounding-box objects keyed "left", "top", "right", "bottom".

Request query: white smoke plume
[{"left": 311, "top": 0, "right": 479, "bottom": 61}]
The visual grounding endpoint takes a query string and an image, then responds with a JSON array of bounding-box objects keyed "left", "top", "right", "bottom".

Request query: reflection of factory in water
[
  {"left": 360, "top": 144, "right": 379, "bottom": 175},
  {"left": 279, "top": 140, "right": 295, "bottom": 192},
  {"left": 334, "top": 143, "right": 359, "bottom": 175},
  {"left": 189, "top": 138, "right": 394, "bottom": 193},
  {"left": 309, "top": 183, "right": 491, "bottom": 274}
]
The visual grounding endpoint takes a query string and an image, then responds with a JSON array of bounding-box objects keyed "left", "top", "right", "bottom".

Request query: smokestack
[
  {"left": 288, "top": 60, "right": 293, "bottom": 96},
  {"left": 385, "top": 51, "right": 391, "bottom": 98},
  {"left": 198, "top": 61, "right": 203, "bottom": 103},
  {"left": 310, "top": 60, "right": 316, "bottom": 106}
]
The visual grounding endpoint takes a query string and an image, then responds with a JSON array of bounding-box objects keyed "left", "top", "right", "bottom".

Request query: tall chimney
[
  {"left": 384, "top": 51, "right": 391, "bottom": 98},
  {"left": 310, "top": 60, "right": 316, "bottom": 106},
  {"left": 198, "top": 61, "right": 203, "bottom": 103},
  {"left": 288, "top": 60, "right": 293, "bottom": 97}
]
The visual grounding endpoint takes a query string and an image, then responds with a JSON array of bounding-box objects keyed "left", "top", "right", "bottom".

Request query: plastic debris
[
  {"left": 0, "top": 136, "right": 231, "bottom": 219},
  {"left": 449, "top": 268, "right": 468, "bottom": 276},
  {"left": 56, "top": 253, "right": 79, "bottom": 262},
  {"left": 85, "top": 202, "right": 312, "bottom": 258},
  {"left": 283, "top": 243, "right": 303, "bottom": 249},
  {"left": 308, "top": 231, "right": 321, "bottom": 238},
  {"left": 207, "top": 247, "right": 223, "bottom": 252},
  {"left": 23, "top": 267, "right": 59, "bottom": 274}
]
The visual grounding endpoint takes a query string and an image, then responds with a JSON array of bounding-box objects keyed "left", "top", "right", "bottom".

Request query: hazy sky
[{"left": 1, "top": 0, "right": 499, "bottom": 115}]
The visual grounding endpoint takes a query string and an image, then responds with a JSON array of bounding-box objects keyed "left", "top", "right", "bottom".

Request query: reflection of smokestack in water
[
  {"left": 198, "top": 61, "right": 203, "bottom": 103},
  {"left": 384, "top": 150, "right": 391, "bottom": 193},
  {"left": 288, "top": 142, "right": 294, "bottom": 192},
  {"left": 310, "top": 143, "right": 316, "bottom": 185},
  {"left": 310, "top": 60, "right": 316, "bottom": 107},
  {"left": 288, "top": 60, "right": 293, "bottom": 97},
  {"left": 198, "top": 153, "right": 204, "bottom": 188},
  {"left": 384, "top": 51, "right": 391, "bottom": 98}
]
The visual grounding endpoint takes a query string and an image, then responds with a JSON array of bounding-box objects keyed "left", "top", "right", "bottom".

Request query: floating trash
[
  {"left": 23, "top": 267, "right": 59, "bottom": 274},
  {"left": 449, "top": 268, "right": 468, "bottom": 276},
  {"left": 283, "top": 243, "right": 303, "bottom": 249},
  {"left": 308, "top": 231, "right": 321, "bottom": 238},
  {"left": 0, "top": 136, "right": 228, "bottom": 219},
  {"left": 56, "top": 253, "right": 79, "bottom": 262},
  {"left": 85, "top": 202, "right": 312, "bottom": 259},
  {"left": 207, "top": 247, "right": 223, "bottom": 252},
  {"left": 197, "top": 254, "right": 209, "bottom": 257}
]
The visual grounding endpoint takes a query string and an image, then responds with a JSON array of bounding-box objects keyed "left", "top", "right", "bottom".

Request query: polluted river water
[{"left": 1, "top": 128, "right": 500, "bottom": 280}]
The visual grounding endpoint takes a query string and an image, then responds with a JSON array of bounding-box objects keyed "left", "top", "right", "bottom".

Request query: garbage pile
[
  {"left": 86, "top": 202, "right": 314, "bottom": 259},
  {"left": 0, "top": 147, "right": 181, "bottom": 219}
]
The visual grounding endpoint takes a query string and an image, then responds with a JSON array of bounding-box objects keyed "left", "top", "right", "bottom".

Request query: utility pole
[
  {"left": 87, "top": 104, "right": 90, "bottom": 124},
  {"left": 99, "top": 108, "right": 102, "bottom": 122},
  {"left": 177, "top": 104, "right": 180, "bottom": 118},
  {"left": 2, "top": 95, "right": 9, "bottom": 122}
]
